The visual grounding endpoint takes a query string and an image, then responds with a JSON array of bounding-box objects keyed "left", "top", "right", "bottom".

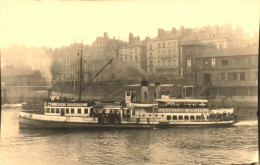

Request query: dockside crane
[{"left": 81, "top": 58, "right": 113, "bottom": 90}]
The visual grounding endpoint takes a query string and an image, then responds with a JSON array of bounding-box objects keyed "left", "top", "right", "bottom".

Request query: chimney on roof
[
  {"left": 129, "top": 33, "right": 133, "bottom": 43},
  {"left": 158, "top": 29, "right": 165, "bottom": 37},
  {"left": 137, "top": 36, "right": 140, "bottom": 41},
  {"left": 104, "top": 32, "right": 108, "bottom": 38},
  {"left": 172, "top": 27, "right": 177, "bottom": 34}
]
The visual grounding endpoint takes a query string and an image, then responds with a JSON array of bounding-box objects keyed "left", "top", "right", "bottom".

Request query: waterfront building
[
  {"left": 182, "top": 24, "right": 247, "bottom": 49},
  {"left": 118, "top": 33, "right": 147, "bottom": 81},
  {"left": 181, "top": 41, "right": 258, "bottom": 97},
  {"left": 195, "top": 46, "right": 258, "bottom": 97},
  {"left": 146, "top": 27, "right": 191, "bottom": 83}
]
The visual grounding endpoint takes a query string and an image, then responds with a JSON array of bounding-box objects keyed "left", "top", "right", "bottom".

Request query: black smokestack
[
  {"left": 154, "top": 82, "right": 161, "bottom": 99},
  {"left": 47, "top": 88, "right": 52, "bottom": 98},
  {"left": 141, "top": 81, "right": 148, "bottom": 103}
]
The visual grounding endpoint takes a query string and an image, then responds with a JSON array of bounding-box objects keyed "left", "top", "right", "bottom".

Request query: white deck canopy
[{"left": 155, "top": 99, "right": 208, "bottom": 103}]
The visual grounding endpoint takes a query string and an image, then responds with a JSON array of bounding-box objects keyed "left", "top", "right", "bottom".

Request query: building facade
[
  {"left": 146, "top": 28, "right": 188, "bottom": 83},
  {"left": 182, "top": 24, "right": 247, "bottom": 49},
  {"left": 195, "top": 46, "right": 258, "bottom": 97}
]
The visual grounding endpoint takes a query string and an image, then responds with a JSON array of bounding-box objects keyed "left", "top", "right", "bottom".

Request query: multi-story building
[
  {"left": 182, "top": 24, "right": 247, "bottom": 49},
  {"left": 53, "top": 42, "right": 91, "bottom": 85},
  {"left": 118, "top": 33, "right": 147, "bottom": 81},
  {"left": 90, "top": 32, "right": 125, "bottom": 83},
  {"left": 181, "top": 41, "right": 258, "bottom": 97},
  {"left": 146, "top": 27, "right": 190, "bottom": 83},
  {"left": 196, "top": 46, "right": 258, "bottom": 97}
]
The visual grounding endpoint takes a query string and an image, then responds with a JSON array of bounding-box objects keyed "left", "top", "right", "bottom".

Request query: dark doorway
[{"left": 203, "top": 73, "right": 211, "bottom": 85}]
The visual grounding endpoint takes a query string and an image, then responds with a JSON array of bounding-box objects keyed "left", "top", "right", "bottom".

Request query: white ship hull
[{"left": 19, "top": 112, "right": 236, "bottom": 129}]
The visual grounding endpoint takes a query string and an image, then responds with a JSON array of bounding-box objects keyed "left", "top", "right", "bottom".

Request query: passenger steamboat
[{"left": 19, "top": 81, "right": 237, "bottom": 129}]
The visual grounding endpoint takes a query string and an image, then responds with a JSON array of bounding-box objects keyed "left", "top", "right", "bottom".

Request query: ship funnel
[
  {"left": 141, "top": 81, "right": 148, "bottom": 103},
  {"left": 47, "top": 88, "right": 52, "bottom": 98},
  {"left": 154, "top": 82, "right": 161, "bottom": 99}
]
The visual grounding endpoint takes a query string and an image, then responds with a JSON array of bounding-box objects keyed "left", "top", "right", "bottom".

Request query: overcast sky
[{"left": 0, "top": 0, "right": 259, "bottom": 48}]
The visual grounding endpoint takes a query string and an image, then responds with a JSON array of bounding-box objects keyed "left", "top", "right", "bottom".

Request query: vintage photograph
[{"left": 0, "top": 0, "right": 259, "bottom": 164}]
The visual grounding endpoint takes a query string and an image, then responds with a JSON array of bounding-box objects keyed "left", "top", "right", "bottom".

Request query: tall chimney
[
  {"left": 47, "top": 89, "right": 52, "bottom": 98},
  {"left": 141, "top": 81, "right": 148, "bottom": 103},
  {"left": 154, "top": 82, "right": 161, "bottom": 99}
]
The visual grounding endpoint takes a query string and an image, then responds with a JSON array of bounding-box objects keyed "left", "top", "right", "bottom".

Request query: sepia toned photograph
[{"left": 0, "top": 0, "right": 259, "bottom": 164}]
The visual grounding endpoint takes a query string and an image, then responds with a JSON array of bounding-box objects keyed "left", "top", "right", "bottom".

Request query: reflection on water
[{"left": 0, "top": 108, "right": 258, "bottom": 165}]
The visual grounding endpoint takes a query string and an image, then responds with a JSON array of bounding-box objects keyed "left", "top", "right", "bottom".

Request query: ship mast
[{"left": 78, "top": 49, "right": 83, "bottom": 101}]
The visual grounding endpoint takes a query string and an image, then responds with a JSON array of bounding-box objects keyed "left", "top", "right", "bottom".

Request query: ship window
[
  {"left": 143, "top": 114, "right": 145, "bottom": 117},
  {"left": 78, "top": 108, "right": 81, "bottom": 114},
  {"left": 190, "top": 116, "right": 195, "bottom": 120},
  {"left": 167, "top": 115, "right": 171, "bottom": 120},
  {"left": 155, "top": 114, "right": 158, "bottom": 117},
  {"left": 184, "top": 115, "right": 189, "bottom": 120},
  {"left": 66, "top": 108, "right": 69, "bottom": 114},
  {"left": 173, "top": 115, "right": 177, "bottom": 120},
  {"left": 71, "top": 108, "right": 74, "bottom": 114},
  {"left": 149, "top": 114, "right": 151, "bottom": 117},
  {"left": 56, "top": 108, "right": 60, "bottom": 113},
  {"left": 196, "top": 116, "right": 201, "bottom": 120},
  {"left": 46, "top": 108, "right": 50, "bottom": 113},
  {"left": 132, "top": 110, "right": 135, "bottom": 115},
  {"left": 84, "top": 109, "right": 88, "bottom": 114},
  {"left": 51, "top": 108, "right": 55, "bottom": 113},
  {"left": 178, "top": 115, "right": 183, "bottom": 120},
  {"left": 161, "top": 114, "right": 164, "bottom": 117}
]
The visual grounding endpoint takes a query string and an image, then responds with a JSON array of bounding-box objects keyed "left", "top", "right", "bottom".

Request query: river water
[{"left": 0, "top": 108, "right": 258, "bottom": 165}]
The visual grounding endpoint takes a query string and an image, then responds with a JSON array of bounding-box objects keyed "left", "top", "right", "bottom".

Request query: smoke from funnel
[{"left": 125, "top": 65, "right": 148, "bottom": 81}]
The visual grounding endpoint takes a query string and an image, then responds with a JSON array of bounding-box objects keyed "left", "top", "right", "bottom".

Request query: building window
[
  {"left": 221, "top": 73, "right": 227, "bottom": 80},
  {"left": 173, "top": 115, "right": 177, "bottom": 120},
  {"left": 66, "top": 108, "right": 69, "bottom": 114},
  {"left": 187, "top": 59, "right": 191, "bottom": 69},
  {"left": 173, "top": 41, "right": 177, "bottom": 45},
  {"left": 184, "top": 115, "right": 189, "bottom": 120},
  {"left": 168, "top": 42, "right": 171, "bottom": 47},
  {"left": 178, "top": 115, "right": 183, "bottom": 120},
  {"left": 219, "top": 44, "right": 223, "bottom": 49},
  {"left": 211, "top": 58, "right": 216, "bottom": 67},
  {"left": 149, "top": 44, "right": 152, "bottom": 50},
  {"left": 222, "top": 60, "right": 228, "bottom": 66},
  {"left": 167, "top": 115, "right": 171, "bottom": 120},
  {"left": 228, "top": 73, "right": 237, "bottom": 80},
  {"left": 56, "top": 108, "right": 60, "bottom": 113},
  {"left": 78, "top": 108, "right": 81, "bottom": 114},
  {"left": 240, "top": 73, "right": 246, "bottom": 80},
  {"left": 168, "top": 49, "right": 171, "bottom": 55},
  {"left": 71, "top": 108, "right": 74, "bottom": 114},
  {"left": 163, "top": 42, "right": 166, "bottom": 48},
  {"left": 51, "top": 108, "right": 55, "bottom": 113},
  {"left": 158, "top": 43, "right": 161, "bottom": 48}
]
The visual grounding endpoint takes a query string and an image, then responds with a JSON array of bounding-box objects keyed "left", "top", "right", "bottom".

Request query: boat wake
[{"left": 234, "top": 120, "right": 258, "bottom": 126}]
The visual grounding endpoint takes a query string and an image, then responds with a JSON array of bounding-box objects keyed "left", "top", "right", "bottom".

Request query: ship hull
[{"left": 19, "top": 112, "right": 236, "bottom": 129}]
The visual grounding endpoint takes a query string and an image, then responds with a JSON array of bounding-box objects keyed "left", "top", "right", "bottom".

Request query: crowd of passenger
[
  {"left": 158, "top": 102, "right": 209, "bottom": 108},
  {"left": 209, "top": 112, "right": 237, "bottom": 121}
]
